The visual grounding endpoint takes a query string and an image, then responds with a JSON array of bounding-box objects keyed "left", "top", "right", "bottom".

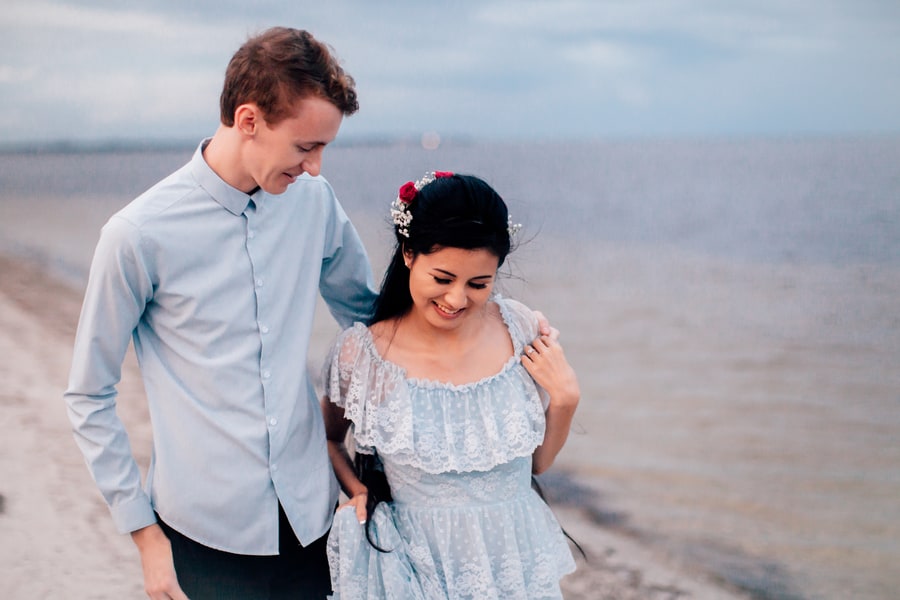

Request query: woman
[{"left": 321, "top": 172, "right": 580, "bottom": 598}]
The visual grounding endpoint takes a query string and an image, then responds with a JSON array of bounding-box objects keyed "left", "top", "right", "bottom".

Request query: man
[{"left": 65, "top": 27, "right": 376, "bottom": 598}]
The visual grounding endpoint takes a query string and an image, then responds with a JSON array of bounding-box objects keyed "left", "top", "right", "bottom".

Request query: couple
[{"left": 65, "top": 27, "right": 579, "bottom": 599}]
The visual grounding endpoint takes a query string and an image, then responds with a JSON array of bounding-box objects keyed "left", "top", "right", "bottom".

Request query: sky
[{"left": 1, "top": 0, "right": 899, "bottom": 146}]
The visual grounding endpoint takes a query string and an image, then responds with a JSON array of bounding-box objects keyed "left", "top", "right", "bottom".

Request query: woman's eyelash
[{"left": 432, "top": 277, "right": 488, "bottom": 289}]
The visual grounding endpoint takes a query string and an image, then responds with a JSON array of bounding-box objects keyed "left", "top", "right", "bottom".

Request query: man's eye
[{"left": 297, "top": 145, "right": 315, "bottom": 152}]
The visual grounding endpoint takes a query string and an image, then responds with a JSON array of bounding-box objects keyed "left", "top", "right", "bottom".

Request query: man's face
[{"left": 246, "top": 95, "right": 343, "bottom": 195}]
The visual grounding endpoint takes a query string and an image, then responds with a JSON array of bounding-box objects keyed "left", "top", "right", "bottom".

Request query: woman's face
[{"left": 405, "top": 246, "right": 499, "bottom": 331}]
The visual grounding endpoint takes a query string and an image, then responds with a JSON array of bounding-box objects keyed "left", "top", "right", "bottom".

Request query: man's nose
[{"left": 301, "top": 148, "right": 324, "bottom": 177}]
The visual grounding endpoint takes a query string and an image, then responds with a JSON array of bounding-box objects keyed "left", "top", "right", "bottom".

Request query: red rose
[
  {"left": 434, "top": 171, "right": 453, "bottom": 178},
  {"left": 398, "top": 181, "right": 417, "bottom": 203}
]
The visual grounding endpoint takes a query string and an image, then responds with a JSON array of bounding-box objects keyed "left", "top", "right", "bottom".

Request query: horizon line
[{"left": 3, "top": 131, "right": 899, "bottom": 155}]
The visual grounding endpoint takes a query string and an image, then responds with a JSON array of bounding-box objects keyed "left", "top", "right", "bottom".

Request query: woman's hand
[
  {"left": 339, "top": 490, "right": 369, "bottom": 525},
  {"left": 323, "top": 399, "right": 371, "bottom": 524},
  {"left": 521, "top": 335, "right": 580, "bottom": 409},
  {"left": 532, "top": 310, "right": 560, "bottom": 341},
  {"left": 522, "top": 335, "right": 581, "bottom": 474}
]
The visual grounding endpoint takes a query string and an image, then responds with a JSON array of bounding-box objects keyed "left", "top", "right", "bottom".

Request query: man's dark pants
[{"left": 157, "top": 505, "right": 331, "bottom": 599}]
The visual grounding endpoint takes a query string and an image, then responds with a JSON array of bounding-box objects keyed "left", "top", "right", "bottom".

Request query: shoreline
[{"left": 0, "top": 252, "right": 751, "bottom": 599}]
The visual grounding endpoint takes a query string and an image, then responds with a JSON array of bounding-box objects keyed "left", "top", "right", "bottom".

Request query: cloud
[
  {"left": 562, "top": 39, "right": 641, "bottom": 71},
  {"left": 1, "top": 0, "right": 898, "bottom": 143},
  {"left": 0, "top": 65, "right": 39, "bottom": 83},
  {"left": 2, "top": 0, "right": 234, "bottom": 38},
  {"left": 4, "top": 1, "right": 171, "bottom": 33}
]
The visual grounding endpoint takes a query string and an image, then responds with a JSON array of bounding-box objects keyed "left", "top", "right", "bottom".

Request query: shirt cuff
[{"left": 109, "top": 493, "right": 157, "bottom": 534}]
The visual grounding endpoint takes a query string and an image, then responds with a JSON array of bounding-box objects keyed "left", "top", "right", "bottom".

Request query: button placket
[
  {"left": 246, "top": 204, "right": 282, "bottom": 470},
  {"left": 246, "top": 207, "right": 270, "bottom": 388}
]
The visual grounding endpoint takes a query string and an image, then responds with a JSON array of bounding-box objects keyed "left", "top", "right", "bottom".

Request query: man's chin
[{"left": 261, "top": 181, "right": 290, "bottom": 196}]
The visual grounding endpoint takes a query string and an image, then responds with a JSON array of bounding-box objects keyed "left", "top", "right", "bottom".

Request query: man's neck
[{"left": 202, "top": 126, "right": 257, "bottom": 194}]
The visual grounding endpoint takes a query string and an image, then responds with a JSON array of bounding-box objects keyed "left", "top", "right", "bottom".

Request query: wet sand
[{"left": 0, "top": 253, "right": 752, "bottom": 599}]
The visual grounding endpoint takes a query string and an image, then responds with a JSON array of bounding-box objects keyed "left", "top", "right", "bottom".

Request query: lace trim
[{"left": 324, "top": 298, "right": 546, "bottom": 474}]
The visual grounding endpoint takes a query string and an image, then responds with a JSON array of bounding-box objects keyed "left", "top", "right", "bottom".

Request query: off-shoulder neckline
[{"left": 353, "top": 299, "right": 525, "bottom": 391}]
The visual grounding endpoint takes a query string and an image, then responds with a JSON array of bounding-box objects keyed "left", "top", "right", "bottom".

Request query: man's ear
[{"left": 234, "top": 103, "right": 261, "bottom": 137}]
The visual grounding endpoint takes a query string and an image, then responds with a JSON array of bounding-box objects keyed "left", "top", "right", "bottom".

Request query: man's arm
[
  {"left": 132, "top": 525, "right": 189, "bottom": 600},
  {"left": 64, "top": 216, "right": 156, "bottom": 532},
  {"left": 318, "top": 201, "right": 378, "bottom": 327},
  {"left": 65, "top": 218, "right": 191, "bottom": 598}
]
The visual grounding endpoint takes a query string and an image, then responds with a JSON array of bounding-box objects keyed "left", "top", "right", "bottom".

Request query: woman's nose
[{"left": 444, "top": 284, "right": 468, "bottom": 308}]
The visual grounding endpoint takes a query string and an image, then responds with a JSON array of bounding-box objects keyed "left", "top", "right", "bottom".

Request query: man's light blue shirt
[{"left": 65, "top": 141, "right": 376, "bottom": 554}]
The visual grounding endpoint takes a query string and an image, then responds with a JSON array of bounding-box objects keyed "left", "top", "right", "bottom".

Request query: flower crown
[
  {"left": 390, "top": 171, "right": 522, "bottom": 238},
  {"left": 390, "top": 171, "right": 452, "bottom": 237}
]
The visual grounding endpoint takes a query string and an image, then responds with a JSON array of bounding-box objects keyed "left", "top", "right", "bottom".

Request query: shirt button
[
  {"left": 269, "top": 417, "right": 278, "bottom": 426},
  {"left": 248, "top": 230, "right": 255, "bottom": 239},
  {"left": 271, "top": 464, "right": 278, "bottom": 472},
  {"left": 262, "top": 370, "right": 271, "bottom": 379},
  {"left": 256, "top": 278, "right": 264, "bottom": 287},
  {"left": 260, "top": 324, "right": 270, "bottom": 334}
]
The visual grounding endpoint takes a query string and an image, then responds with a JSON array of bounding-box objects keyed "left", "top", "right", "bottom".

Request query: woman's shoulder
[
  {"left": 366, "top": 318, "right": 402, "bottom": 359},
  {"left": 367, "top": 319, "right": 396, "bottom": 340},
  {"left": 495, "top": 296, "right": 533, "bottom": 317},
  {"left": 323, "top": 321, "right": 401, "bottom": 406},
  {"left": 330, "top": 318, "right": 408, "bottom": 375},
  {"left": 495, "top": 296, "right": 540, "bottom": 342},
  {"left": 327, "top": 322, "right": 374, "bottom": 368},
  {"left": 334, "top": 320, "right": 370, "bottom": 344}
]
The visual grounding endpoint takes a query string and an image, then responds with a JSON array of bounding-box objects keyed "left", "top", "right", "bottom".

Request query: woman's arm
[
  {"left": 321, "top": 398, "right": 369, "bottom": 523},
  {"left": 521, "top": 336, "right": 581, "bottom": 474}
]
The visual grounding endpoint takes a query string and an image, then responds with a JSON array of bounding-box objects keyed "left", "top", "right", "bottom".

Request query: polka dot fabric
[{"left": 324, "top": 298, "right": 575, "bottom": 599}]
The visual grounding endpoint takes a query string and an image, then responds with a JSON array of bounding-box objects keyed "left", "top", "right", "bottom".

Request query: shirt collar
[{"left": 190, "top": 138, "right": 255, "bottom": 216}]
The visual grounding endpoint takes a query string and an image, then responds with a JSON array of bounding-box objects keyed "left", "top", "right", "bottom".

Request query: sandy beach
[
  {"left": 4, "top": 138, "right": 899, "bottom": 599},
  {"left": 0, "top": 252, "right": 753, "bottom": 599}
]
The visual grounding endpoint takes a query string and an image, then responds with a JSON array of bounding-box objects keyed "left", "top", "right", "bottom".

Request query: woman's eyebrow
[{"left": 432, "top": 268, "right": 493, "bottom": 279}]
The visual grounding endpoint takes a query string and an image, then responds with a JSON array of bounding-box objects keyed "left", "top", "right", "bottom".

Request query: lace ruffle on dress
[{"left": 324, "top": 298, "right": 575, "bottom": 599}]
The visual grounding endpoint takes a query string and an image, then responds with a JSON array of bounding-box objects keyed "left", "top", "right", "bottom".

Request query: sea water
[{"left": 2, "top": 136, "right": 898, "bottom": 599}]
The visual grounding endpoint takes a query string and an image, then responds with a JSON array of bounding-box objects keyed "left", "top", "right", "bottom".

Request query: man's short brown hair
[{"left": 220, "top": 27, "right": 359, "bottom": 126}]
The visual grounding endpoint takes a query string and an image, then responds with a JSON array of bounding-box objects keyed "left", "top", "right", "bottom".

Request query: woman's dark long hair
[
  {"left": 354, "top": 452, "right": 394, "bottom": 552},
  {"left": 369, "top": 174, "right": 513, "bottom": 326}
]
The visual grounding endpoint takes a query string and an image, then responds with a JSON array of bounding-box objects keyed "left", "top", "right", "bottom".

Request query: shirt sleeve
[
  {"left": 64, "top": 215, "right": 157, "bottom": 534},
  {"left": 318, "top": 192, "right": 378, "bottom": 328}
]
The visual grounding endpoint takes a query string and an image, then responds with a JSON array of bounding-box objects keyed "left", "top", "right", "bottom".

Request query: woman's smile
[{"left": 432, "top": 301, "right": 464, "bottom": 318}]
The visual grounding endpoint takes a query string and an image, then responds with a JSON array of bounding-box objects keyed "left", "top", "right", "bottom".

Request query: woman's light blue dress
[{"left": 323, "top": 298, "right": 576, "bottom": 599}]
